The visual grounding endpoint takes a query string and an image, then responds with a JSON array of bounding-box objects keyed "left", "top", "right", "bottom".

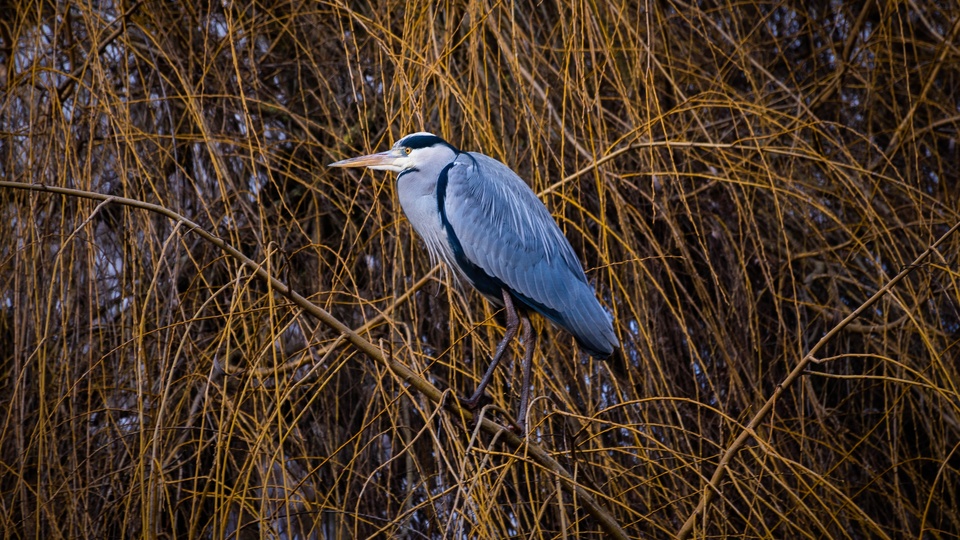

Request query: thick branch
[{"left": 0, "top": 180, "right": 629, "bottom": 540}]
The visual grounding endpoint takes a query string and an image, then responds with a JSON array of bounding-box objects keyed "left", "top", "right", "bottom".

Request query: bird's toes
[
  {"left": 460, "top": 392, "right": 493, "bottom": 412},
  {"left": 506, "top": 422, "right": 525, "bottom": 437}
]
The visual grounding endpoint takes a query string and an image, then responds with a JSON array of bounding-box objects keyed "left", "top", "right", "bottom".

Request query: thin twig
[
  {"left": 677, "top": 219, "right": 960, "bottom": 539},
  {"left": 0, "top": 180, "right": 630, "bottom": 540}
]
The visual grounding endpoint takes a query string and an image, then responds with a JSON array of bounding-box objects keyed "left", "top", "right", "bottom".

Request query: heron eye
[{"left": 404, "top": 147, "right": 412, "bottom": 155}]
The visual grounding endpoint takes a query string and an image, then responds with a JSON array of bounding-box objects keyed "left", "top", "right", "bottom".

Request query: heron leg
[
  {"left": 463, "top": 289, "right": 520, "bottom": 410},
  {"left": 516, "top": 315, "right": 536, "bottom": 434}
]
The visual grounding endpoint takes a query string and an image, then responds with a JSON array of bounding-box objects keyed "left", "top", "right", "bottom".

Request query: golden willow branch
[
  {"left": 678, "top": 218, "right": 960, "bottom": 539},
  {"left": 0, "top": 180, "right": 629, "bottom": 540}
]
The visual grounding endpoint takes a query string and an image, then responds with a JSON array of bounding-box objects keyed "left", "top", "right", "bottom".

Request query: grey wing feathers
[{"left": 444, "top": 152, "right": 619, "bottom": 357}]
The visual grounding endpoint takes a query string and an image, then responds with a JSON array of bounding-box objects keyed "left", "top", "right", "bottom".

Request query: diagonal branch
[
  {"left": 0, "top": 180, "right": 629, "bottom": 540},
  {"left": 677, "top": 219, "right": 960, "bottom": 539}
]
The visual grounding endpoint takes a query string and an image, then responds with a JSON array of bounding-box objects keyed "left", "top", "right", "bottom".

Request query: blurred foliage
[{"left": 2, "top": 0, "right": 960, "bottom": 538}]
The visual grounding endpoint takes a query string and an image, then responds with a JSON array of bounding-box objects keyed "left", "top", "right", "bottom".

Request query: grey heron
[{"left": 330, "top": 132, "right": 618, "bottom": 431}]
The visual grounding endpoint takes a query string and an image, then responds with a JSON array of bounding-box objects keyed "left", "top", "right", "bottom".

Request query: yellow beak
[{"left": 328, "top": 150, "right": 400, "bottom": 169}]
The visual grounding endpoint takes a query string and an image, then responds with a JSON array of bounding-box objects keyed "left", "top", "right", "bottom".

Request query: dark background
[{"left": 1, "top": 1, "right": 959, "bottom": 537}]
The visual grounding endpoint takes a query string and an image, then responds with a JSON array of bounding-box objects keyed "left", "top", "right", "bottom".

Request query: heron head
[{"left": 329, "top": 132, "right": 459, "bottom": 173}]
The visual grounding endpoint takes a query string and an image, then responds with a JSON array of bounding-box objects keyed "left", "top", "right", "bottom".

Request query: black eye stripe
[
  {"left": 398, "top": 134, "right": 460, "bottom": 153},
  {"left": 400, "top": 134, "right": 443, "bottom": 149}
]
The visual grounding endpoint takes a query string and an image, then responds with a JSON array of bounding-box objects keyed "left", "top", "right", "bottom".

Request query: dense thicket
[{"left": 2, "top": 1, "right": 959, "bottom": 538}]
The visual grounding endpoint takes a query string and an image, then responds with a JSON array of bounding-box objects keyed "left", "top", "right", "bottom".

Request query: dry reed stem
[
  {"left": 3, "top": 0, "right": 960, "bottom": 538},
  {"left": 678, "top": 219, "right": 960, "bottom": 538},
  {"left": 0, "top": 180, "right": 629, "bottom": 539}
]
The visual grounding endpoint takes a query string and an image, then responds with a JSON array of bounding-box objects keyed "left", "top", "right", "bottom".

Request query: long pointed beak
[{"left": 328, "top": 150, "right": 398, "bottom": 169}]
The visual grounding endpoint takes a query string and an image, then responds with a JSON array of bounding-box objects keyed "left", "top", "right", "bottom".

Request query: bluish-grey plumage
[
  {"left": 329, "top": 131, "right": 618, "bottom": 358},
  {"left": 441, "top": 152, "right": 618, "bottom": 357}
]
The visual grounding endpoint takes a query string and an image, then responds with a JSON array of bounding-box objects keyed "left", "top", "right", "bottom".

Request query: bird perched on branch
[{"left": 330, "top": 132, "right": 617, "bottom": 432}]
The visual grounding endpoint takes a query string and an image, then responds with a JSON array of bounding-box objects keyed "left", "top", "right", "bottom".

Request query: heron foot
[
  {"left": 460, "top": 392, "right": 493, "bottom": 412},
  {"left": 459, "top": 393, "right": 529, "bottom": 436},
  {"left": 505, "top": 416, "right": 526, "bottom": 436}
]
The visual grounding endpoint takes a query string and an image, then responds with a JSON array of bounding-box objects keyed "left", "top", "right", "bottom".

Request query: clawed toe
[{"left": 460, "top": 392, "right": 493, "bottom": 412}]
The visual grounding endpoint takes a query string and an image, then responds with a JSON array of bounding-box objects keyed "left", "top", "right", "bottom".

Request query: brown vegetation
[{"left": 2, "top": 0, "right": 960, "bottom": 538}]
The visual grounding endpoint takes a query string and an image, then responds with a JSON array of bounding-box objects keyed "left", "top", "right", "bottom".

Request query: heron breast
[{"left": 397, "top": 174, "right": 458, "bottom": 269}]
